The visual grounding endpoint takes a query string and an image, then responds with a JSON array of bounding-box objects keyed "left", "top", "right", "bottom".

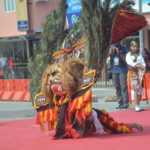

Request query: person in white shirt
[
  {"left": 0, "top": 54, "right": 7, "bottom": 68},
  {"left": 126, "top": 41, "right": 146, "bottom": 112}
]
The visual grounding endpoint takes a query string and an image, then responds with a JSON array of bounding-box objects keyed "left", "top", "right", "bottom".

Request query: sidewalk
[
  {"left": 92, "top": 87, "right": 150, "bottom": 112},
  {"left": 0, "top": 87, "right": 150, "bottom": 121}
]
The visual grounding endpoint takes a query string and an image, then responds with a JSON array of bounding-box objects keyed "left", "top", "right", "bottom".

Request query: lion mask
[{"left": 41, "top": 58, "right": 85, "bottom": 102}]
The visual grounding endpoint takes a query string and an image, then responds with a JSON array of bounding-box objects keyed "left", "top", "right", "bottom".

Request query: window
[
  {"left": 0, "top": 39, "right": 30, "bottom": 79},
  {"left": 3, "top": 0, "right": 16, "bottom": 12}
]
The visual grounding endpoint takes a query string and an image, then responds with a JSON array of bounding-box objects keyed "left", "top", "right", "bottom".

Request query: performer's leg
[
  {"left": 134, "top": 92, "right": 140, "bottom": 106},
  {"left": 112, "top": 73, "right": 123, "bottom": 108},
  {"left": 94, "top": 109, "right": 133, "bottom": 134},
  {"left": 119, "top": 73, "right": 129, "bottom": 108},
  {"left": 134, "top": 92, "right": 144, "bottom": 112},
  {"left": 131, "top": 78, "right": 144, "bottom": 112}
]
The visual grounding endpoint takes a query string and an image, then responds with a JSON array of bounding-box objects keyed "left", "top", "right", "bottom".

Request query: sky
[
  {"left": 133, "top": 0, "right": 150, "bottom": 13},
  {"left": 102, "top": 0, "right": 150, "bottom": 13}
]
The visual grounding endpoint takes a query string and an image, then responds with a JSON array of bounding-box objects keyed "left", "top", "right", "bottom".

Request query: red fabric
[
  {"left": 1, "top": 109, "right": 150, "bottom": 150},
  {"left": 0, "top": 69, "right": 4, "bottom": 76},
  {"left": 8, "top": 60, "right": 14, "bottom": 70},
  {"left": 111, "top": 5, "right": 147, "bottom": 44},
  {"left": 65, "top": 49, "right": 72, "bottom": 53}
]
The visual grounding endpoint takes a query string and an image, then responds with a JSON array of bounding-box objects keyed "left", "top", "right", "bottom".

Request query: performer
[
  {"left": 34, "top": 55, "right": 143, "bottom": 139},
  {"left": 126, "top": 41, "right": 146, "bottom": 112}
]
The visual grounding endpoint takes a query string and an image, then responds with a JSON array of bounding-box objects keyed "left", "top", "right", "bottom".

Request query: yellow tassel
[
  {"left": 43, "top": 110, "right": 48, "bottom": 122},
  {"left": 116, "top": 125, "right": 122, "bottom": 132},
  {"left": 77, "top": 97, "right": 83, "bottom": 109}
]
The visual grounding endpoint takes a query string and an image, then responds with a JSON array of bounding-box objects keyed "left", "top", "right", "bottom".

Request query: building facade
[{"left": 0, "top": 0, "right": 61, "bottom": 79}]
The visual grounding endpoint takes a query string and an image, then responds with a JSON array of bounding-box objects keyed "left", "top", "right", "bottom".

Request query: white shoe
[{"left": 135, "top": 107, "right": 144, "bottom": 112}]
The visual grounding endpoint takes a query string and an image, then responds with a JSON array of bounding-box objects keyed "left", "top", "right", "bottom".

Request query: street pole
[{"left": 138, "top": 0, "right": 144, "bottom": 55}]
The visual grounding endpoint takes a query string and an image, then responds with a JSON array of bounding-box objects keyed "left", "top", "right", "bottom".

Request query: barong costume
[{"left": 34, "top": 68, "right": 133, "bottom": 139}]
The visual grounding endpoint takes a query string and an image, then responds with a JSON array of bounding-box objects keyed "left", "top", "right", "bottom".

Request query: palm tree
[{"left": 79, "top": 0, "right": 120, "bottom": 72}]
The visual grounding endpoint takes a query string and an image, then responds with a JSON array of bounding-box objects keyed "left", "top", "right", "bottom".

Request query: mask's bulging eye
[{"left": 51, "top": 71, "right": 58, "bottom": 76}]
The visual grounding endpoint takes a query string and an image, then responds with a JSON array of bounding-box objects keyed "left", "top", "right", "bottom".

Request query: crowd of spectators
[{"left": 0, "top": 54, "right": 15, "bottom": 79}]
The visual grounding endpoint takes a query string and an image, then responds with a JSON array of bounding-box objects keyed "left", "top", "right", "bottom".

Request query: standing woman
[{"left": 126, "top": 41, "right": 146, "bottom": 112}]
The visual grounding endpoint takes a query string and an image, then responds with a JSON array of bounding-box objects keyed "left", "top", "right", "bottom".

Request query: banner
[
  {"left": 16, "top": 0, "right": 29, "bottom": 31},
  {"left": 66, "top": 0, "right": 82, "bottom": 28}
]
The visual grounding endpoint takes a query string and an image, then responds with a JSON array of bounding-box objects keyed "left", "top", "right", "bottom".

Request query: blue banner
[
  {"left": 17, "top": 21, "right": 29, "bottom": 31},
  {"left": 66, "top": 0, "right": 82, "bottom": 28},
  {"left": 66, "top": 0, "right": 82, "bottom": 13},
  {"left": 66, "top": 12, "right": 80, "bottom": 27}
]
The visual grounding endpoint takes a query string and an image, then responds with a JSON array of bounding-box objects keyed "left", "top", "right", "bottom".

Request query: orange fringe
[{"left": 36, "top": 108, "right": 58, "bottom": 130}]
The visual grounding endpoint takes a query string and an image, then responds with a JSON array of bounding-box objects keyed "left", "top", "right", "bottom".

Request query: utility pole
[{"left": 138, "top": 0, "right": 144, "bottom": 55}]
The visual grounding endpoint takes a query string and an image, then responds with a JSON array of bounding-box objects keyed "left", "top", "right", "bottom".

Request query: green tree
[{"left": 29, "top": 0, "right": 67, "bottom": 101}]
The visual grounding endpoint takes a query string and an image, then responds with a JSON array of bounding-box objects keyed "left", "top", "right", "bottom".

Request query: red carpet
[{"left": 0, "top": 109, "right": 150, "bottom": 150}]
